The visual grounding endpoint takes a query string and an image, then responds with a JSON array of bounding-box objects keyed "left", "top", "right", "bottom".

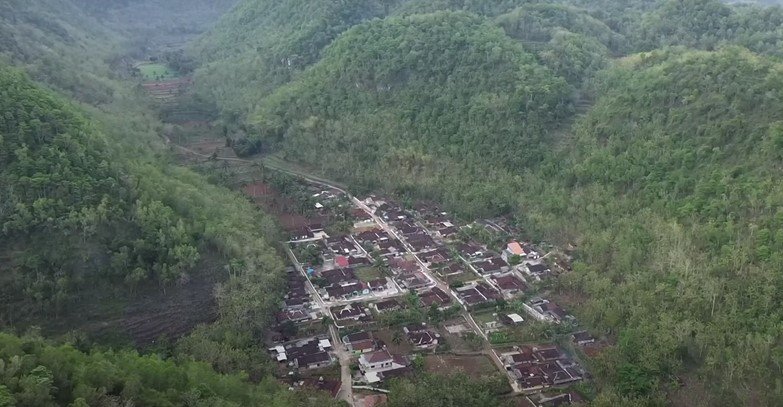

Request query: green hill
[
  {"left": 518, "top": 47, "right": 783, "bottom": 405},
  {"left": 251, "top": 11, "right": 570, "bottom": 217}
]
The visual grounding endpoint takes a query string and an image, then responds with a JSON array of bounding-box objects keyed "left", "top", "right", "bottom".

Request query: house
[
  {"left": 419, "top": 287, "right": 452, "bottom": 309},
  {"left": 358, "top": 349, "right": 410, "bottom": 383},
  {"left": 273, "top": 338, "right": 334, "bottom": 369},
  {"left": 456, "top": 243, "right": 484, "bottom": 259},
  {"left": 436, "top": 262, "right": 464, "bottom": 277},
  {"left": 307, "top": 222, "right": 328, "bottom": 239},
  {"left": 389, "top": 257, "right": 418, "bottom": 274},
  {"left": 367, "top": 278, "right": 389, "bottom": 292},
  {"left": 421, "top": 247, "right": 450, "bottom": 266},
  {"left": 291, "top": 227, "right": 315, "bottom": 241},
  {"left": 321, "top": 268, "right": 357, "bottom": 285},
  {"left": 334, "top": 256, "right": 350, "bottom": 269},
  {"left": 500, "top": 313, "right": 525, "bottom": 325},
  {"left": 395, "top": 222, "right": 421, "bottom": 236},
  {"left": 373, "top": 299, "right": 402, "bottom": 313},
  {"left": 491, "top": 273, "right": 527, "bottom": 297},
  {"left": 529, "top": 393, "right": 579, "bottom": 407},
  {"left": 500, "top": 346, "right": 583, "bottom": 392},
  {"left": 377, "top": 239, "right": 402, "bottom": 256},
  {"left": 525, "top": 263, "right": 551, "bottom": 277},
  {"left": 332, "top": 304, "right": 369, "bottom": 321},
  {"left": 277, "top": 309, "right": 311, "bottom": 324},
  {"left": 348, "top": 256, "right": 372, "bottom": 266},
  {"left": 283, "top": 296, "right": 309, "bottom": 310},
  {"left": 402, "top": 324, "right": 439, "bottom": 349},
  {"left": 571, "top": 331, "right": 595, "bottom": 346},
  {"left": 406, "top": 331, "right": 439, "bottom": 349},
  {"left": 525, "top": 299, "right": 570, "bottom": 323},
  {"left": 502, "top": 241, "right": 526, "bottom": 262},
  {"left": 298, "top": 377, "right": 342, "bottom": 399},
  {"left": 402, "top": 323, "right": 427, "bottom": 334},
  {"left": 355, "top": 229, "right": 386, "bottom": 244},
  {"left": 472, "top": 256, "right": 509, "bottom": 275},
  {"left": 343, "top": 331, "right": 376, "bottom": 353},
  {"left": 325, "top": 281, "right": 366, "bottom": 300},
  {"left": 359, "top": 349, "right": 394, "bottom": 372},
  {"left": 435, "top": 222, "right": 459, "bottom": 239},
  {"left": 397, "top": 273, "right": 430, "bottom": 290},
  {"left": 407, "top": 234, "right": 436, "bottom": 252},
  {"left": 454, "top": 282, "right": 501, "bottom": 308},
  {"left": 296, "top": 351, "right": 332, "bottom": 369}
]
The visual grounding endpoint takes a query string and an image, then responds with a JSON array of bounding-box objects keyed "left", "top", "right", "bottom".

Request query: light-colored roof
[
  {"left": 507, "top": 313, "right": 524, "bottom": 323},
  {"left": 507, "top": 242, "right": 525, "bottom": 255},
  {"left": 270, "top": 345, "right": 285, "bottom": 353},
  {"left": 276, "top": 353, "right": 288, "bottom": 362},
  {"left": 319, "top": 339, "right": 332, "bottom": 349}
]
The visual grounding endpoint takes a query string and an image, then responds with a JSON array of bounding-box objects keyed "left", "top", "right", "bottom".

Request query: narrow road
[{"left": 329, "top": 324, "right": 354, "bottom": 404}]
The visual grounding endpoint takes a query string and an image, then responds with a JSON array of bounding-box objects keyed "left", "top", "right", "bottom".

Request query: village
[{"left": 259, "top": 177, "right": 604, "bottom": 407}]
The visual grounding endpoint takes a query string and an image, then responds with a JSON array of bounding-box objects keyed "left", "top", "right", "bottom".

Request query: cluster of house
[
  {"left": 388, "top": 256, "right": 432, "bottom": 290},
  {"left": 277, "top": 268, "right": 317, "bottom": 327},
  {"left": 355, "top": 228, "right": 403, "bottom": 257},
  {"left": 292, "top": 234, "right": 399, "bottom": 302},
  {"left": 525, "top": 298, "right": 573, "bottom": 324},
  {"left": 453, "top": 281, "right": 502, "bottom": 309},
  {"left": 269, "top": 336, "right": 334, "bottom": 370},
  {"left": 342, "top": 323, "right": 440, "bottom": 384},
  {"left": 499, "top": 345, "right": 585, "bottom": 393}
]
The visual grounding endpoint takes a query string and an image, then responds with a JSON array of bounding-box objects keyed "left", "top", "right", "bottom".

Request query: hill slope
[
  {"left": 252, "top": 11, "right": 570, "bottom": 217},
  {"left": 518, "top": 47, "right": 783, "bottom": 405}
]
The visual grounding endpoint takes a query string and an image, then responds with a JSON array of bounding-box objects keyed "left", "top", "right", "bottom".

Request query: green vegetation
[
  {"left": 0, "top": 332, "right": 333, "bottom": 407},
  {"left": 387, "top": 373, "right": 510, "bottom": 406},
  {"left": 354, "top": 266, "right": 383, "bottom": 282},
  {"left": 138, "top": 63, "right": 178, "bottom": 81},
  {"left": 253, "top": 11, "right": 570, "bottom": 217},
  {"left": 0, "top": 2, "right": 337, "bottom": 405}
]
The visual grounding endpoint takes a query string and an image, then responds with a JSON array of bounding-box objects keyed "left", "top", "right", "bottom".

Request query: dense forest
[
  {"left": 188, "top": 0, "right": 783, "bottom": 405},
  {"left": 0, "top": 1, "right": 342, "bottom": 406}
]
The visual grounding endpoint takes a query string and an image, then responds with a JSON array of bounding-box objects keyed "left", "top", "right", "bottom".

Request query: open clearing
[
  {"left": 138, "top": 63, "right": 178, "bottom": 80},
  {"left": 423, "top": 354, "right": 499, "bottom": 379},
  {"left": 354, "top": 266, "right": 383, "bottom": 282}
]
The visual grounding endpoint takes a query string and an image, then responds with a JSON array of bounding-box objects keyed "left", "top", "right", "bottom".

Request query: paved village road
[{"left": 329, "top": 324, "right": 354, "bottom": 405}]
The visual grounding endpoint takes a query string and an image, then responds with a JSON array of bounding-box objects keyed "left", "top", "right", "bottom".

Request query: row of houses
[
  {"left": 277, "top": 269, "right": 317, "bottom": 328},
  {"left": 499, "top": 346, "right": 585, "bottom": 393},
  {"left": 269, "top": 337, "right": 334, "bottom": 370}
]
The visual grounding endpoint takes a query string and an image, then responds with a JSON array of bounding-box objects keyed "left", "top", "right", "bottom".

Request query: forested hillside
[
  {"left": 251, "top": 11, "right": 570, "bottom": 217},
  {"left": 0, "top": 332, "right": 330, "bottom": 406},
  {"left": 525, "top": 47, "right": 783, "bottom": 406},
  {"left": 0, "top": 1, "right": 344, "bottom": 405}
]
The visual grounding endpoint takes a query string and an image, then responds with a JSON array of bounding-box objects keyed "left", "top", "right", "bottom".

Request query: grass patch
[
  {"left": 138, "top": 63, "right": 178, "bottom": 81},
  {"left": 354, "top": 266, "right": 383, "bottom": 282},
  {"left": 471, "top": 310, "right": 499, "bottom": 325},
  {"left": 445, "top": 271, "right": 479, "bottom": 286},
  {"left": 423, "top": 355, "right": 500, "bottom": 379}
]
